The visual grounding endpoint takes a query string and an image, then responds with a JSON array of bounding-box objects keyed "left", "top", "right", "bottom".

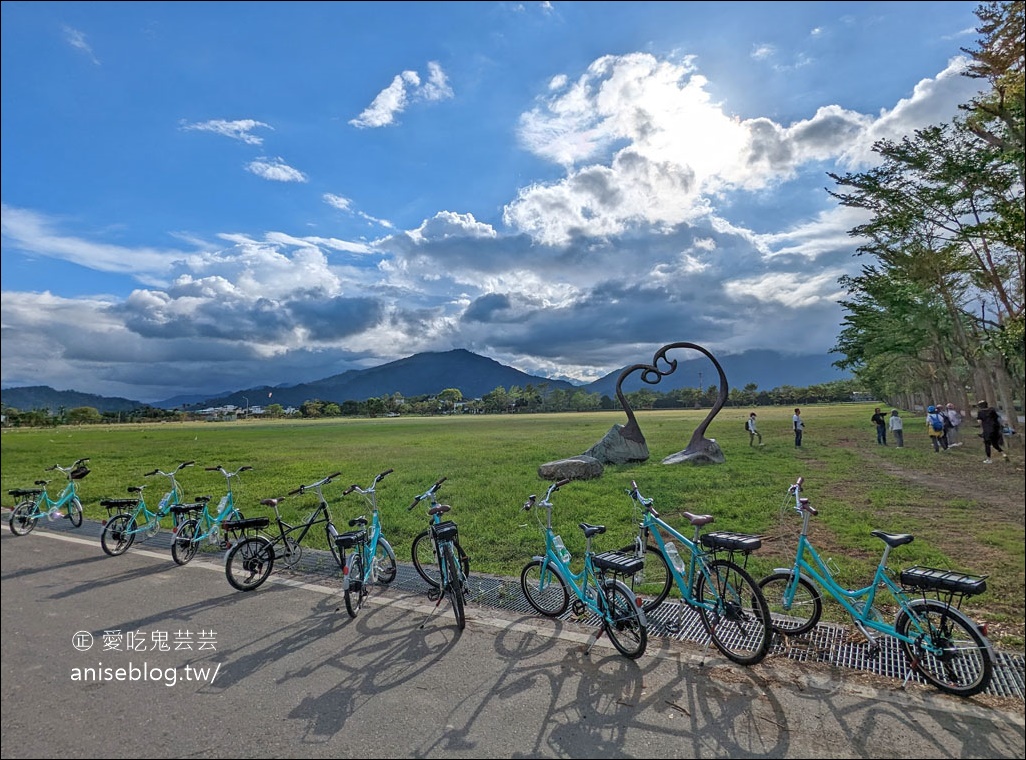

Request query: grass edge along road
[{"left": 2, "top": 403, "right": 1023, "bottom": 650}]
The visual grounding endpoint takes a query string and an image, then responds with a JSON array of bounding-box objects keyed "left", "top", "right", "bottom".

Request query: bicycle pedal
[{"left": 427, "top": 588, "right": 442, "bottom": 602}]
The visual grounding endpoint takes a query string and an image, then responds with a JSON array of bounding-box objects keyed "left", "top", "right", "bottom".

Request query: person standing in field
[
  {"left": 926, "top": 405, "right": 948, "bottom": 452},
  {"left": 889, "top": 409, "right": 904, "bottom": 448},
  {"left": 746, "top": 412, "right": 763, "bottom": 446},
  {"left": 872, "top": 407, "right": 888, "bottom": 445},
  {"left": 976, "top": 400, "right": 1008, "bottom": 463},
  {"left": 793, "top": 408, "right": 804, "bottom": 448},
  {"left": 944, "top": 403, "right": 963, "bottom": 447}
]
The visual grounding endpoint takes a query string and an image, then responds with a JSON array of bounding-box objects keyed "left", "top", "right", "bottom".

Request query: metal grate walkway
[{"left": 11, "top": 515, "right": 1025, "bottom": 701}]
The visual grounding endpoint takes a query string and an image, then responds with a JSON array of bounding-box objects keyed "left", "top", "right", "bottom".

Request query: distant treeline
[{"left": 1, "top": 379, "right": 865, "bottom": 427}]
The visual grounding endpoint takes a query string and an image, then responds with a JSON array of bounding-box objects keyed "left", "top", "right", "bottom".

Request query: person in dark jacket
[
  {"left": 976, "top": 400, "right": 1007, "bottom": 463},
  {"left": 871, "top": 407, "right": 887, "bottom": 445}
]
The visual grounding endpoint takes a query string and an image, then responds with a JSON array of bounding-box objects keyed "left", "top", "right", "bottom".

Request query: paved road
[{"left": 1, "top": 528, "right": 1023, "bottom": 759}]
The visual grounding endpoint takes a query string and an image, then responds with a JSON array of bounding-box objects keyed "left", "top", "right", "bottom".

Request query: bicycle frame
[
  {"left": 8, "top": 458, "right": 89, "bottom": 535},
  {"left": 528, "top": 482, "right": 648, "bottom": 624},
  {"left": 773, "top": 488, "right": 929, "bottom": 646},
  {"left": 176, "top": 466, "right": 251, "bottom": 543},
  {"left": 627, "top": 490, "right": 734, "bottom": 614},
  {"left": 768, "top": 477, "right": 995, "bottom": 673},
  {"left": 341, "top": 469, "right": 395, "bottom": 586}
]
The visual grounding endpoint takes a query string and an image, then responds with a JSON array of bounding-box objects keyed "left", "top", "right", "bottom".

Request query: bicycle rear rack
[
  {"left": 700, "top": 530, "right": 763, "bottom": 571},
  {"left": 899, "top": 566, "right": 988, "bottom": 612}
]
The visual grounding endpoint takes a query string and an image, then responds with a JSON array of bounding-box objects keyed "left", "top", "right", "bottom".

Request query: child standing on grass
[{"left": 889, "top": 409, "right": 904, "bottom": 448}]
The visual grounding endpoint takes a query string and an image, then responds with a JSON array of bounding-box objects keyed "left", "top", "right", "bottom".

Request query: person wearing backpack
[
  {"left": 746, "top": 412, "right": 763, "bottom": 446},
  {"left": 926, "top": 405, "right": 948, "bottom": 452}
]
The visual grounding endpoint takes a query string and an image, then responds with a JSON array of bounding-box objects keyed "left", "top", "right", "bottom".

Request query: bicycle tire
[
  {"left": 9, "top": 501, "right": 38, "bottom": 536},
  {"left": 327, "top": 524, "right": 343, "bottom": 569},
  {"left": 67, "top": 497, "right": 84, "bottom": 528},
  {"left": 344, "top": 552, "right": 366, "bottom": 618},
  {"left": 444, "top": 545, "right": 466, "bottom": 631},
  {"left": 694, "top": 559, "right": 772, "bottom": 665},
  {"left": 225, "top": 536, "right": 275, "bottom": 591},
  {"left": 372, "top": 537, "right": 397, "bottom": 584},
  {"left": 100, "top": 514, "right": 136, "bottom": 556},
  {"left": 171, "top": 518, "right": 200, "bottom": 565},
  {"left": 894, "top": 599, "right": 994, "bottom": 697},
  {"left": 758, "top": 571, "right": 822, "bottom": 635},
  {"left": 600, "top": 579, "right": 647, "bottom": 659},
  {"left": 520, "top": 559, "right": 570, "bottom": 617},
  {"left": 618, "top": 542, "right": 674, "bottom": 613},
  {"left": 412, "top": 530, "right": 469, "bottom": 588}
]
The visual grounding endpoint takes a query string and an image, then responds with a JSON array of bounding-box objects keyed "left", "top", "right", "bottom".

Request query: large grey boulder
[
  {"left": 582, "top": 424, "right": 650, "bottom": 464},
  {"left": 537, "top": 455, "right": 604, "bottom": 481},
  {"left": 661, "top": 438, "right": 725, "bottom": 465}
]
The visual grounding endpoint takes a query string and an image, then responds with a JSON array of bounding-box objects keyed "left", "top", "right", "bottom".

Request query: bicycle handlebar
[
  {"left": 343, "top": 467, "right": 395, "bottom": 496},
  {"left": 408, "top": 476, "right": 447, "bottom": 510},
  {"left": 522, "top": 478, "right": 571, "bottom": 511},
  {"left": 289, "top": 471, "right": 343, "bottom": 496}
]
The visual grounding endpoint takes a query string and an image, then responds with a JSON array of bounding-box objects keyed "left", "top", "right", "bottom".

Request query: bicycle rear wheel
[
  {"left": 225, "top": 537, "right": 275, "bottom": 591},
  {"left": 344, "top": 552, "right": 366, "bottom": 618},
  {"left": 443, "top": 546, "right": 466, "bottom": 631},
  {"left": 600, "top": 580, "right": 647, "bottom": 659},
  {"left": 520, "top": 559, "right": 570, "bottom": 617},
  {"left": 100, "top": 514, "right": 136, "bottom": 555},
  {"left": 617, "top": 542, "right": 673, "bottom": 613},
  {"left": 171, "top": 519, "right": 200, "bottom": 565},
  {"left": 758, "top": 571, "right": 822, "bottom": 635},
  {"left": 412, "top": 530, "right": 469, "bottom": 588},
  {"left": 9, "top": 501, "right": 38, "bottom": 536},
  {"left": 67, "top": 498, "right": 84, "bottom": 528},
  {"left": 895, "top": 599, "right": 994, "bottom": 697},
  {"left": 694, "top": 559, "right": 771, "bottom": 665}
]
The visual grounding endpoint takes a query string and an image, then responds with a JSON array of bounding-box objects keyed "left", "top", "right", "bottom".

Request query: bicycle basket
[
  {"left": 431, "top": 520, "right": 459, "bottom": 543},
  {"left": 900, "top": 566, "right": 988, "bottom": 597},
  {"left": 335, "top": 530, "right": 366, "bottom": 550},
  {"left": 592, "top": 550, "right": 644, "bottom": 576},
  {"left": 70, "top": 466, "right": 91, "bottom": 480}
]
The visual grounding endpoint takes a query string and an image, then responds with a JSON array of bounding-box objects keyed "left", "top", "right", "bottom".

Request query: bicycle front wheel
[
  {"left": 225, "top": 537, "right": 275, "bottom": 591},
  {"left": 344, "top": 553, "right": 366, "bottom": 618},
  {"left": 9, "top": 501, "right": 38, "bottom": 536},
  {"left": 100, "top": 514, "right": 136, "bottom": 556},
  {"left": 895, "top": 599, "right": 993, "bottom": 697},
  {"left": 443, "top": 546, "right": 466, "bottom": 631},
  {"left": 758, "top": 571, "right": 822, "bottom": 635},
  {"left": 412, "top": 531, "right": 470, "bottom": 589},
  {"left": 694, "top": 559, "right": 771, "bottom": 665},
  {"left": 600, "top": 580, "right": 647, "bottom": 659},
  {"left": 372, "top": 537, "right": 397, "bottom": 584},
  {"left": 171, "top": 519, "right": 200, "bottom": 565},
  {"left": 520, "top": 559, "right": 570, "bottom": 617},
  {"left": 67, "top": 497, "right": 84, "bottom": 528},
  {"left": 617, "top": 542, "right": 673, "bottom": 613}
]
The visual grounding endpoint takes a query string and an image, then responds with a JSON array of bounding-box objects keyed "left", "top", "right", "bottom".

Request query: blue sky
[{"left": 1, "top": 1, "right": 986, "bottom": 403}]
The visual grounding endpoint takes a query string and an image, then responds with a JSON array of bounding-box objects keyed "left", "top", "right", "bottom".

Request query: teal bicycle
[
  {"left": 170, "top": 465, "right": 251, "bottom": 565},
  {"left": 408, "top": 477, "right": 469, "bottom": 630},
  {"left": 619, "top": 480, "right": 772, "bottom": 665},
  {"left": 758, "top": 476, "right": 995, "bottom": 697},
  {"left": 520, "top": 479, "right": 648, "bottom": 659},
  {"left": 409, "top": 476, "right": 470, "bottom": 590},
  {"left": 8, "top": 458, "right": 90, "bottom": 536},
  {"left": 336, "top": 468, "right": 399, "bottom": 617},
  {"left": 100, "top": 461, "right": 195, "bottom": 556}
]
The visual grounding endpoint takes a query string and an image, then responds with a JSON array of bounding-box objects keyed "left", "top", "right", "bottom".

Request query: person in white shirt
[
  {"left": 746, "top": 412, "right": 763, "bottom": 446},
  {"left": 944, "top": 403, "right": 963, "bottom": 447},
  {"left": 793, "top": 408, "right": 804, "bottom": 448},
  {"left": 889, "top": 409, "right": 904, "bottom": 447}
]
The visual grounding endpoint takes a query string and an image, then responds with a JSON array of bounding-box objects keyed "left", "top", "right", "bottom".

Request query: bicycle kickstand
[
  {"left": 583, "top": 625, "right": 605, "bottom": 656},
  {"left": 417, "top": 587, "right": 447, "bottom": 630}
]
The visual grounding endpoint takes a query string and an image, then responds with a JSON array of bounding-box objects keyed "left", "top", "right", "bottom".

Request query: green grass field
[{"left": 3, "top": 402, "right": 1023, "bottom": 648}]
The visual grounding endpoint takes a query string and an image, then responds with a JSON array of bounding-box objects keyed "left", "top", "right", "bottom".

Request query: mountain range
[{"left": 1, "top": 348, "right": 850, "bottom": 413}]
